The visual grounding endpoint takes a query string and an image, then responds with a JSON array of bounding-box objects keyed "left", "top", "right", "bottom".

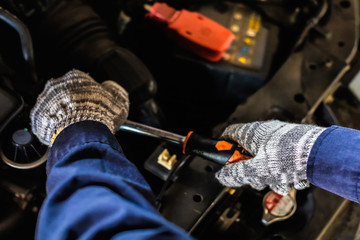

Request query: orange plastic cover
[{"left": 168, "top": 9, "right": 235, "bottom": 61}]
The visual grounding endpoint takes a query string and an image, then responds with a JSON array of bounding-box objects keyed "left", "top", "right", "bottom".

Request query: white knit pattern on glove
[
  {"left": 215, "top": 120, "right": 326, "bottom": 195},
  {"left": 30, "top": 69, "right": 129, "bottom": 146}
]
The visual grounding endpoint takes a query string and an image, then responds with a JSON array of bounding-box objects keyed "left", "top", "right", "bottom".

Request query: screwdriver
[{"left": 119, "top": 120, "right": 252, "bottom": 165}]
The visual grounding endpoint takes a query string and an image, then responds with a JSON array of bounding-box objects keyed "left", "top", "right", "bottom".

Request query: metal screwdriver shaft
[{"left": 120, "top": 120, "right": 185, "bottom": 145}]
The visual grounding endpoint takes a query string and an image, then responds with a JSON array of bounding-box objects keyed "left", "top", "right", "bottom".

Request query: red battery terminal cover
[{"left": 145, "top": 3, "right": 235, "bottom": 62}]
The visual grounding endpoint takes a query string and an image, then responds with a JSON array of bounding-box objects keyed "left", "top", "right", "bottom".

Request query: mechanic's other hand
[
  {"left": 215, "top": 120, "right": 326, "bottom": 195},
  {"left": 30, "top": 69, "right": 129, "bottom": 146}
]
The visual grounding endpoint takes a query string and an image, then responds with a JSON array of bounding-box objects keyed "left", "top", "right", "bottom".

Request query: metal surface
[
  {"left": 217, "top": 204, "right": 241, "bottom": 232},
  {"left": 0, "top": 128, "right": 48, "bottom": 169},
  {"left": 120, "top": 120, "right": 185, "bottom": 145},
  {"left": 315, "top": 200, "right": 360, "bottom": 240},
  {"left": 0, "top": 149, "right": 48, "bottom": 169},
  {"left": 262, "top": 188, "right": 297, "bottom": 225}
]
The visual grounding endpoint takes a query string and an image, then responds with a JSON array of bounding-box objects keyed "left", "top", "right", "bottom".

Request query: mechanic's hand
[
  {"left": 215, "top": 120, "right": 326, "bottom": 195},
  {"left": 30, "top": 69, "right": 129, "bottom": 146}
]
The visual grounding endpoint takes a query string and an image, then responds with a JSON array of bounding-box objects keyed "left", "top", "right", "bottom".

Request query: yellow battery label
[{"left": 247, "top": 14, "right": 261, "bottom": 37}]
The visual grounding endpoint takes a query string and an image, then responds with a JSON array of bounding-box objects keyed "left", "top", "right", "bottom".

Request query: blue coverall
[{"left": 36, "top": 121, "right": 360, "bottom": 239}]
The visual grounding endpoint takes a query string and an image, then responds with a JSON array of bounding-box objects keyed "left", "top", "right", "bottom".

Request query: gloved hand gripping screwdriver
[{"left": 120, "top": 120, "right": 252, "bottom": 165}]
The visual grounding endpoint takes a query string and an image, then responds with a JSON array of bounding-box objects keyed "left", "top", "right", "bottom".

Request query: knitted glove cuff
[{"left": 49, "top": 107, "right": 122, "bottom": 144}]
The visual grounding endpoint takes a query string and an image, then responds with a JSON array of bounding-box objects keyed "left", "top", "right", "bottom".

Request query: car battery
[{"left": 173, "top": 2, "right": 279, "bottom": 103}]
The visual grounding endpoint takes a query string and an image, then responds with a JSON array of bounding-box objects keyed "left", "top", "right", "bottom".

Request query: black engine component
[
  {"left": 1, "top": 128, "right": 48, "bottom": 169},
  {"left": 0, "top": 0, "right": 360, "bottom": 239},
  {"left": 0, "top": 87, "right": 23, "bottom": 134},
  {"left": 29, "top": 0, "right": 163, "bottom": 126},
  {"left": 0, "top": 7, "right": 37, "bottom": 83}
]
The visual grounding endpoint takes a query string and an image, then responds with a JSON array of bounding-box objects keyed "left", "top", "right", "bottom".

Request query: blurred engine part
[{"left": 16, "top": 0, "right": 163, "bottom": 126}]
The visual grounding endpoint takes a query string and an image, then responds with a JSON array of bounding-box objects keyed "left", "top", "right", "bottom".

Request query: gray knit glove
[
  {"left": 215, "top": 120, "right": 326, "bottom": 195},
  {"left": 30, "top": 69, "right": 129, "bottom": 146}
]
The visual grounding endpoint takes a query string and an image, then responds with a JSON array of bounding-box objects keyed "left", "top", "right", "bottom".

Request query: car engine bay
[{"left": 0, "top": 0, "right": 360, "bottom": 239}]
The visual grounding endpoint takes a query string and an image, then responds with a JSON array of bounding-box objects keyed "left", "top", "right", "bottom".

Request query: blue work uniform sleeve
[
  {"left": 36, "top": 120, "right": 193, "bottom": 240},
  {"left": 307, "top": 125, "right": 360, "bottom": 203}
]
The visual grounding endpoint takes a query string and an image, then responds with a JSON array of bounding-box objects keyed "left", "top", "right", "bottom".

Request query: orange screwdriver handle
[{"left": 182, "top": 131, "right": 252, "bottom": 165}]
